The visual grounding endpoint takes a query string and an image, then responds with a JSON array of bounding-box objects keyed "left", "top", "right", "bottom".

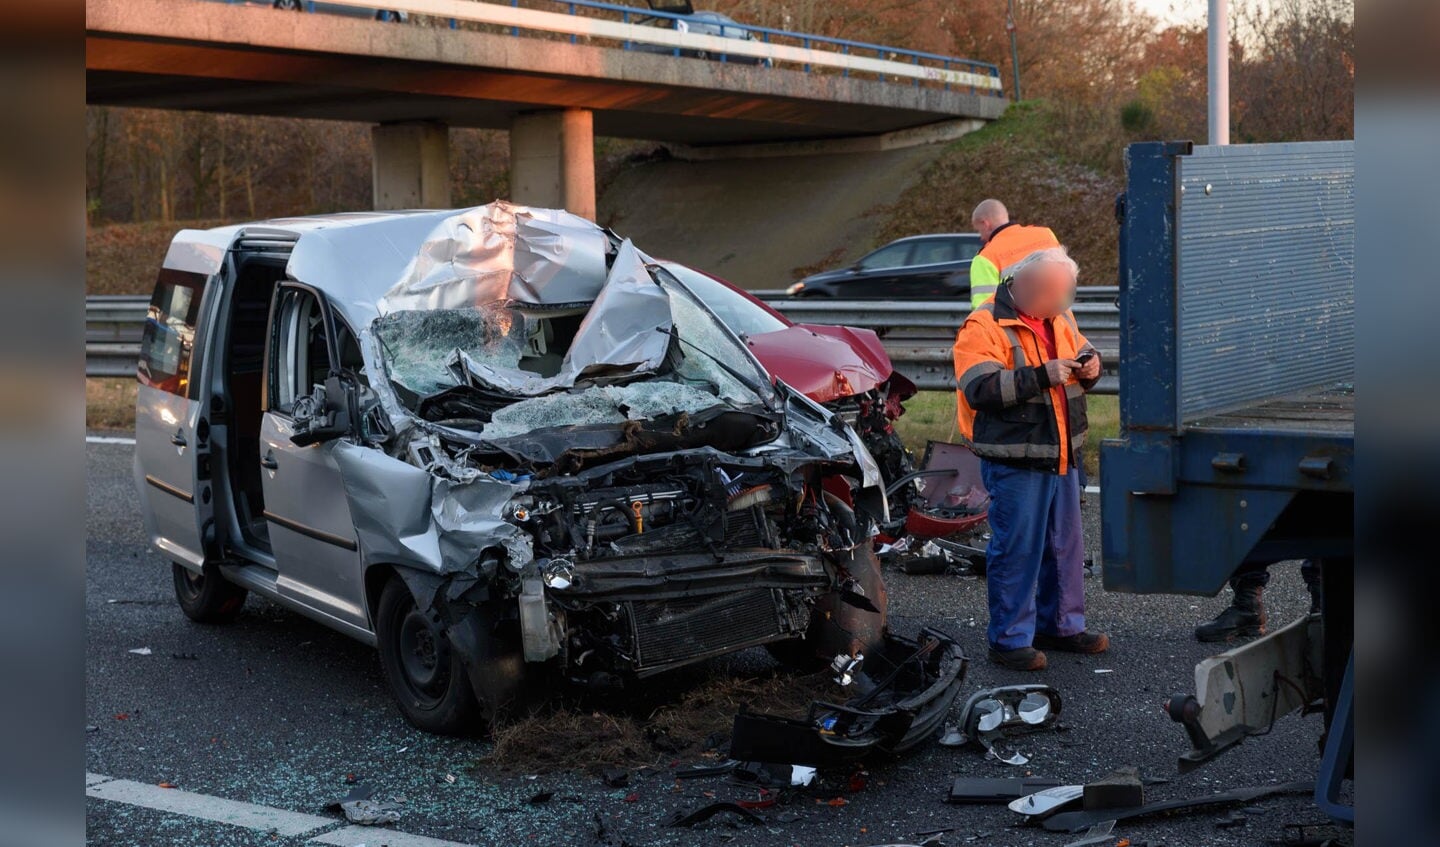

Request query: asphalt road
[{"left": 86, "top": 439, "right": 1345, "bottom": 847}]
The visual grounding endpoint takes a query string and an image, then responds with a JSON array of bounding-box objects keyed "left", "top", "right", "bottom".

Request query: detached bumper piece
[{"left": 730, "top": 628, "right": 967, "bottom": 767}]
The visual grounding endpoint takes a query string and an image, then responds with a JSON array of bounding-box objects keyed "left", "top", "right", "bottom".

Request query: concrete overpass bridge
[{"left": 86, "top": 0, "right": 1006, "bottom": 218}]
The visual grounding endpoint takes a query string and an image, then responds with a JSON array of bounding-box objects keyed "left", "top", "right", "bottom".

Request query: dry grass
[
  {"left": 87, "top": 378, "right": 137, "bottom": 433},
  {"left": 87, "top": 219, "right": 231, "bottom": 295},
  {"left": 485, "top": 668, "right": 834, "bottom": 773},
  {"left": 894, "top": 390, "right": 1118, "bottom": 478}
]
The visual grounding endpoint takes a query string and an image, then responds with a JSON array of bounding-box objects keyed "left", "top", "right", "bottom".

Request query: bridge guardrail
[
  {"left": 87, "top": 294, "right": 1119, "bottom": 393},
  {"left": 272, "top": 0, "right": 1004, "bottom": 93}
]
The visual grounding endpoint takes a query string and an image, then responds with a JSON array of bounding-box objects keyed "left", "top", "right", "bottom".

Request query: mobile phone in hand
[{"left": 1074, "top": 350, "right": 1096, "bottom": 364}]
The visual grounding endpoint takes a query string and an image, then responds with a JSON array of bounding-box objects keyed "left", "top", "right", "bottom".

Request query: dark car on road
[{"left": 787, "top": 234, "right": 983, "bottom": 299}]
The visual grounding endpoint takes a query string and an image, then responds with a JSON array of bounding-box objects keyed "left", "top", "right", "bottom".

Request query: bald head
[{"left": 971, "top": 199, "right": 1010, "bottom": 244}]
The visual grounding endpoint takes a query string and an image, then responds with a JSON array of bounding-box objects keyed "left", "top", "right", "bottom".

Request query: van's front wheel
[
  {"left": 172, "top": 562, "right": 247, "bottom": 624},
  {"left": 375, "top": 578, "right": 484, "bottom": 736}
]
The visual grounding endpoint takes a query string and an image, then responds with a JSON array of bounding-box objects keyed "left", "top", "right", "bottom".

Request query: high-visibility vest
[
  {"left": 953, "top": 285, "right": 1095, "bottom": 475},
  {"left": 968, "top": 223, "right": 1060, "bottom": 308}
]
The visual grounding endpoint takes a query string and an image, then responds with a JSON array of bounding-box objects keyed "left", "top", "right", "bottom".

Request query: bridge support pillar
[
  {"left": 509, "top": 109, "right": 595, "bottom": 220},
  {"left": 371, "top": 122, "right": 450, "bottom": 210}
]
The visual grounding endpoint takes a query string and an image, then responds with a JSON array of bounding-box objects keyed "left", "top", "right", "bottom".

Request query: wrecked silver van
[{"left": 134, "top": 203, "right": 899, "bottom": 733}]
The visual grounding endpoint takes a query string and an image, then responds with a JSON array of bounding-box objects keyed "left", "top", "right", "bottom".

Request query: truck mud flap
[{"left": 730, "top": 627, "right": 967, "bottom": 767}]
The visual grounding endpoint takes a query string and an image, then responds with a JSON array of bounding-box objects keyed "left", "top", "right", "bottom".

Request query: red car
[{"left": 656, "top": 261, "right": 915, "bottom": 472}]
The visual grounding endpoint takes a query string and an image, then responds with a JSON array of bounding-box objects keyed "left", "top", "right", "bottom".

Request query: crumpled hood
[{"left": 745, "top": 323, "right": 914, "bottom": 404}]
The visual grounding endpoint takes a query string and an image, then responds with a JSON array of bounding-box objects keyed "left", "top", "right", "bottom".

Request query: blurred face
[{"left": 1011, "top": 261, "right": 1076, "bottom": 319}]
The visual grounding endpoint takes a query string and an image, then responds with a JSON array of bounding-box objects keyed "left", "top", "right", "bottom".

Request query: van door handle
[
  {"left": 169, "top": 430, "right": 187, "bottom": 448},
  {"left": 260, "top": 451, "right": 279, "bottom": 470}
]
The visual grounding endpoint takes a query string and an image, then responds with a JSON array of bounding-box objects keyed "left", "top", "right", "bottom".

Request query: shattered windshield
[
  {"left": 371, "top": 264, "right": 775, "bottom": 436},
  {"left": 374, "top": 305, "right": 528, "bottom": 397}
]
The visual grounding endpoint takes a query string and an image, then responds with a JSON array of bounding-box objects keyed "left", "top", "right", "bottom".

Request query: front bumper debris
[{"left": 729, "top": 627, "right": 967, "bottom": 766}]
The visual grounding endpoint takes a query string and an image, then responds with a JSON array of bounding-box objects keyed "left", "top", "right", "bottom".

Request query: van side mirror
[{"left": 290, "top": 374, "right": 357, "bottom": 446}]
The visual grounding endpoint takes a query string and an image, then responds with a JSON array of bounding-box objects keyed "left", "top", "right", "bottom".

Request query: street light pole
[
  {"left": 1006, "top": 0, "right": 1022, "bottom": 101},
  {"left": 1207, "top": 0, "right": 1230, "bottom": 144}
]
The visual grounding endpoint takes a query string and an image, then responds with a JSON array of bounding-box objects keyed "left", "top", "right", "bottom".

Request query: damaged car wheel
[
  {"left": 376, "top": 578, "right": 485, "bottom": 736},
  {"left": 172, "top": 562, "right": 247, "bottom": 624}
]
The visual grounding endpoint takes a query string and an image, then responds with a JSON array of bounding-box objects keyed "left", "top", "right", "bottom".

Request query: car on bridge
[
  {"left": 270, "top": 0, "right": 407, "bottom": 22},
  {"left": 633, "top": 8, "right": 768, "bottom": 65},
  {"left": 786, "top": 233, "right": 982, "bottom": 299}
]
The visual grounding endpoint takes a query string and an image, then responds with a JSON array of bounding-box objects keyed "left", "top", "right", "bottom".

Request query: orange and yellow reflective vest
[{"left": 953, "top": 284, "right": 1096, "bottom": 475}]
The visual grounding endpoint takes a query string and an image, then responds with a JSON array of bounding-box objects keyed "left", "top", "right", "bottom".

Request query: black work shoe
[
  {"left": 988, "top": 646, "right": 1048, "bottom": 671},
  {"left": 1033, "top": 631, "right": 1111, "bottom": 654},
  {"left": 1194, "top": 605, "right": 1265, "bottom": 642}
]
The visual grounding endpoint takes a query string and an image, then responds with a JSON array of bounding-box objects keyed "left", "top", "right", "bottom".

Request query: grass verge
[
  {"left": 87, "top": 378, "right": 137, "bottom": 433},
  {"left": 893, "top": 390, "right": 1117, "bottom": 478}
]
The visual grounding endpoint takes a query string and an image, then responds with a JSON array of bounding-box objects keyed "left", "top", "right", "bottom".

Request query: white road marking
[
  {"left": 85, "top": 774, "right": 483, "bottom": 845},
  {"left": 312, "top": 825, "right": 477, "bottom": 847},
  {"left": 86, "top": 776, "right": 334, "bottom": 837},
  {"left": 86, "top": 435, "right": 136, "bottom": 445}
]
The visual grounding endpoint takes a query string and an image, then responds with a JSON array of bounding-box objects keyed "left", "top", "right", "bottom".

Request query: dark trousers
[{"left": 1230, "top": 559, "right": 1322, "bottom": 591}]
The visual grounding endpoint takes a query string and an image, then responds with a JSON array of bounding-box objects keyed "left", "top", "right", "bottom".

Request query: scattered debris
[
  {"left": 86, "top": 725, "right": 99, "bottom": 734},
  {"left": 1042, "top": 780, "right": 1314, "bottom": 833},
  {"left": 127, "top": 647, "right": 152, "bottom": 656},
  {"left": 326, "top": 785, "right": 404, "bottom": 826},
  {"left": 729, "top": 629, "right": 966, "bottom": 767},
  {"left": 1083, "top": 766, "right": 1144, "bottom": 811},
  {"left": 1093, "top": 669, "right": 1114, "bottom": 674},
  {"left": 1061, "top": 819, "right": 1117, "bottom": 847},
  {"left": 947, "top": 777, "right": 1064, "bottom": 804},
  {"left": 667, "top": 802, "right": 765, "bottom": 828},
  {"left": 1009, "top": 785, "right": 1085, "bottom": 818},
  {"left": 946, "top": 684, "right": 1062, "bottom": 766},
  {"left": 863, "top": 835, "right": 944, "bottom": 847},
  {"left": 602, "top": 766, "right": 630, "bottom": 788},
  {"left": 157, "top": 782, "right": 177, "bottom": 790},
  {"left": 441, "top": 774, "right": 457, "bottom": 785}
]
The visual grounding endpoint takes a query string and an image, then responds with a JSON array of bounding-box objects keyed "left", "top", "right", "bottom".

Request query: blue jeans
[{"left": 981, "top": 461, "right": 1087, "bottom": 651}]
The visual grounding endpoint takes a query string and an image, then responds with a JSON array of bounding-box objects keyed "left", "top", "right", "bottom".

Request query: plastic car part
[
  {"left": 950, "top": 684, "right": 1062, "bottom": 747},
  {"left": 946, "top": 777, "right": 1065, "bottom": 804},
  {"left": 1009, "top": 785, "right": 1085, "bottom": 817},
  {"left": 1041, "top": 781, "right": 1314, "bottom": 833},
  {"left": 1061, "top": 820, "right": 1116, "bottom": 847},
  {"left": 729, "top": 628, "right": 967, "bottom": 767}
]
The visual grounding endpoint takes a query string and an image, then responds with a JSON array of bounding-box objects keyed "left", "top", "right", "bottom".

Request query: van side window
[
  {"left": 269, "top": 288, "right": 333, "bottom": 414},
  {"left": 139, "top": 268, "right": 207, "bottom": 397}
]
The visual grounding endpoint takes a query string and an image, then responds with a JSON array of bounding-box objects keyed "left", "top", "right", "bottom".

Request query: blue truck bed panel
[{"left": 1101, "top": 142, "right": 1354, "bottom": 596}]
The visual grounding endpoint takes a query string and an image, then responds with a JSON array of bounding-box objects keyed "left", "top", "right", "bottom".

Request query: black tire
[
  {"left": 172, "top": 562, "right": 248, "bottom": 624},
  {"left": 272, "top": 0, "right": 303, "bottom": 9},
  {"left": 375, "top": 577, "right": 485, "bottom": 736}
]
